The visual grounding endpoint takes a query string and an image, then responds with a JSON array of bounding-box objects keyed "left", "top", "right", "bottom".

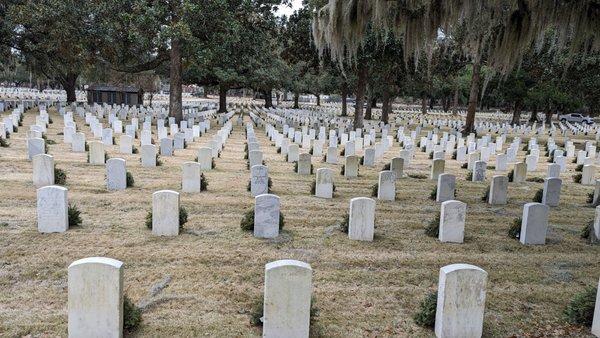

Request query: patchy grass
[{"left": 124, "top": 295, "right": 142, "bottom": 333}]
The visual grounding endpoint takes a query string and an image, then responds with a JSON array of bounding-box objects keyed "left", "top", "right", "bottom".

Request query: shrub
[
  {"left": 13, "top": 125, "right": 18, "bottom": 133},
  {"left": 408, "top": 173, "right": 427, "bottom": 179},
  {"left": 84, "top": 142, "right": 89, "bottom": 151},
  {"left": 526, "top": 177, "right": 544, "bottom": 183},
  {"left": 240, "top": 208, "right": 285, "bottom": 231},
  {"left": 0, "top": 137, "right": 8, "bottom": 147},
  {"left": 507, "top": 169, "right": 514, "bottom": 182},
  {"left": 54, "top": 167, "right": 67, "bottom": 185},
  {"left": 429, "top": 185, "right": 437, "bottom": 200},
  {"left": 425, "top": 213, "right": 440, "bottom": 237},
  {"left": 310, "top": 180, "right": 316, "bottom": 194},
  {"left": 156, "top": 154, "right": 163, "bottom": 166},
  {"left": 359, "top": 156, "right": 364, "bottom": 165},
  {"left": 587, "top": 192, "right": 595, "bottom": 205},
  {"left": 573, "top": 173, "right": 582, "bottom": 183},
  {"left": 294, "top": 161, "right": 298, "bottom": 173},
  {"left": 572, "top": 158, "right": 578, "bottom": 164},
  {"left": 465, "top": 171, "right": 473, "bottom": 181},
  {"left": 564, "top": 287, "right": 597, "bottom": 326},
  {"left": 340, "top": 148, "right": 345, "bottom": 156},
  {"left": 340, "top": 164, "right": 346, "bottom": 175},
  {"left": 276, "top": 147, "right": 281, "bottom": 154},
  {"left": 132, "top": 146, "right": 139, "bottom": 154},
  {"left": 413, "top": 291, "right": 438, "bottom": 328},
  {"left": 382, "top": 163, "right": 391, "bottom": 171},
  {"left": 285, "top": 154, "right": 288, "bottom": 162},
  {"left": 212, "top": 158, "right": 216, "bottom": 169},
  {"left": 371, "top": 183, "right": 378, "bottom": 197},
  {"left": 576, "top": 164, "right": 584, "bottom": 172},
  {"left": 145, "top": 206, "right": 187, "bottom": 230},
  {"left": 428, "top": 152, "right": 433, "bottom": 159},
  {"left": 461, "top": 163, "right": 468, "bottom": 169},
  {"left": 508, "top": 217, "right": 522, "bottom": 239},
  {"left": 126, "top": 172, "right": 134, "bottom": 187},
  {"left": 200, "top": 173, "right": 208, "bottom": 191},
  {"left": 581, "top": 220, "right": 594, "bottom": 240},
  {"left": 123, "top": 295, "right": 142, "bottom": 333},
  {"left": 68, "top": 204, "right": 82, "bottom": 227},
  {"left": 533, "top": 188, "right": 543, "bottom": 202},
  {"left": 104, "top": 152, "right": 109, "bottom": 162},
  {"left": 339, "top": 213, "right": 349, "bottom": 233},
  {"left": 481, "top": 186, "right": 490, "bottom": 202},
  {"left": 451, "top": 150, "right": 457, "bottom": 160}
]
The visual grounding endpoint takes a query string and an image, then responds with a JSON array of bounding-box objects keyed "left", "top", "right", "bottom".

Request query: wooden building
[{"left": 86, "top": 85, "right": 143, "bottom": 106}]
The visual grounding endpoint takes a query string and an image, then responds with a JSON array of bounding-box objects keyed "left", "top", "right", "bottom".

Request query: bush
[
  {"left": 429, "top": 185, "right": 437, "bottom": 200},
  {"left": 126, "top": 172, "right": 134, "bottom": 187},
  {"left": 465, "top": 171, "right": 473, "bottom": 181},
  {"left": 54, "top": 167, "right": 67, "bottom": 185},
  {"left": 250, "top": 295, "right": 319, "bottom": 327},
  {"left": 533, "top": 188, "right": 543, "bottom": 202},
  {"left": 508, "top": 217, "right": 522, "bottom": 239},
  {"left": 581, "top": 220, "right": 594, "bottom": 240},
  {"left": 156, "top": 154, "right": 163, "bottom": 166},
  {"left": 481, "top": 186, "right": 490, "bottom": 202},
  {"left": 564, "top": 287, "right": 597, "bottom": 326},
  {"left": 451, "top": 150, "right": 457, "bottom": 160},
  {"left": 428, "top": 152, "right": 433, "bottom": 159},
  {"left": 200, "top": 173, "right": 208, "bottom": 191},
  {"left": 507, "top": 169, "right": 514, "bottom": 182},
  {"left": 339, "top": 212, "right": 349, "bottom": 233},
  {"left": 573, "top": 173, "right": 582, "bottom": 183},
  {"left": 382, "top": 163, "right": 391, "bottom": 171},
  {"left": 240, "top": 208, "right": 285, "bottom": 231},
  {"left": 0, "top": 137, "right": 8, "bottom": 147},
  {"left": 68, "top": 204, "right": 82, "bottom": 227},
  {"left": 413, "top": 291, "right": 437, "bottom": 328},
  {"left": 145, "top": 206, "right": 188, "bottom": 230},
  {"left": 425, "top": 213, "right": 440, "bottom": 237},
  {"left": 526, "top": 177, "right": 544, "bottom": 183},
  {"left": 371, "top": 183, "right": 378, "bottom": 197},
  {"left": 123, "top": 295, "right": 142, "bottom": 333},
  {"left": 212, "top": 158, "right": 216, "bottom": 169},
  {"left": 276, "top": 147, "right": 281, "bottom": 154},
  {"left": 408, "top": 173, "right": 427, "bottom": 179},
  {"left": 587, "top": 192, "right": 595, "bottom": 205},
  {"left": 461, "top": 163, "right": 468, "bottom": 169},
  {"left": 340, "top": 164, "right": 345, "bottom": 175},
  {"left": 576, "top": 164, "right": 584, "bottom": 172},
  {"left": 104, "top": 152, "right": 109, "bottom": 162},
  {"left": 247, "top": 177, "right": 272, "bottom": 192},
  {"left": 132, "top": 146, "right": 139, "bottom": 154},
  {"left": 340, "top": 148, "right": 345, "bottom": 156}
]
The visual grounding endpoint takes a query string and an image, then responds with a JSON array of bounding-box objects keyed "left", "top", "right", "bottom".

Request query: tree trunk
[
  {"left": 264, "top": 89, "right": 273, "bottom": 108},
  {"left": 353, "top": 62, "right": 368, "bottom": 130},
  {"left": 341, "top": 84, "right": 348, "bottom": 116},
  {"left": 511, "top": 101, "right": 522, "bottom": 125},
  {"left": 169, "top": 37, "right": 183, "bottom": 123},
  {"left": 365, "top": 91, "right": 373, "bottom": 120},
  {"left": 529, "top": 106, "right": 538, "bottom": 123},
  {"left": 381, "top": 90, "right": 391, "bottom": 124},
  {"left": 316, "top": 94, "right": 320, "bottom": 106},
  {"left": 462, "top": 57, "right": 482, "bottom": 135},
  {"left": 545, "top": 106, "right": 553, "bottom": 126},
  {"left": 429, "top": 96, "right": 435, "bottom": 109},
  {"left": 452, "top": 87, "right": 459, "bottom": 115},
  {"left": 218, "top": 84, "right": 228, "bottom": 113},
  {"left": 421, "top": 94, "right": 427, "bottom": 114},
  {"left": 293, "top": 92, "right": 299, "bottom": 109},
  {"left": 62, "top": 73, "right": 78, "bottom": 103}
]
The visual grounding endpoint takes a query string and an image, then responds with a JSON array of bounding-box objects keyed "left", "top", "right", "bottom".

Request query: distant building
[{"left": 86, "top": 85, "right": 143, "bottom": 106}]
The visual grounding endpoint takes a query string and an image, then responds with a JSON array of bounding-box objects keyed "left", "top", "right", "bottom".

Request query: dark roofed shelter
[{"left": 86, "top": 85, "right": 143, "bottom": 106}]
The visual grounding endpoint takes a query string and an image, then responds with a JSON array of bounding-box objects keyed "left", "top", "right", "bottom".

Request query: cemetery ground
[{"left": 1, "top": 108, "right": 600, "bottom": 337}]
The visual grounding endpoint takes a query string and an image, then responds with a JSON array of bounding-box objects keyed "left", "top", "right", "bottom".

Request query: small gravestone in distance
[
  {"left": 28, "top": 137, "right": 45, "bottom": 160},
  {"left": 68, "top": 257, "right": 123, "bottom": 338},
  {"left": 344, "top": 155, "right": 359, "bottom": 177},
  {"left": 119, "top": 135, "right": 133, "bottom": 154},
  {"left": 326, "top": 146, "right": 338, "bottom": 164},
  {"left": 513, "top": 162, "right": 527, "bottom": 183},
  {"left": 141, "top": 144, "right": 157, "bottom": 167},
  {"left": 377, "top": 170, "right": 396, "bottom": 201},
  {"left": 348, "top": 197, "right": 375, "bottom": 241},
  {"left": 582, "top": 165, "right": 596, "bottom": 185},
  {"left": 435, "top": 264, "right": 487, "bottom": 338},
  {"left": 431, "top": 159, "right": 445, "bottom": 180},
  {"left": 391, "top": 157, "right": 404, "bottom": 179},
  {"left": 37, "top": 185, "right": 68, "bottom": 233},
  {"left": 89, "top": 141, "right": 105, "bottom": 165},
  {"left": 106, "top": 158, "right": 126, "bottom": 191},
  {"left": 152, "top": 190, "right": 180, "bottom": 236},
  {"left": 436, "top": 173, "right": 455, "bottom": 203},
  {"left": 182, "top": 162, "right": 202, "bottom": 193},
  {"left": 547, "top": 163, "right": 561, "bottom": 178},
  {"left": 472, "top": 161, "right": 486, "bottom": 182},
  {"left": 439, "top": 200, "right": 466, "bottom": 243},
  {"left": 198, "top": 147, "right": 212, "bottom": 170},
  {"left": 250, "top": 165, "right": 269, "bottom": 197},
  {"left": 297, "top": 153, "right": 311, "bottom": 175},
  {"left": 542, "top": 178, "right": 561, "bottom": 207},
  {"left": 263, "top": 260, "right": 312, "bottom": 338},
  {"left": 33, "top": 154, "right": 54, "bottom": 187},
  {"left": 72, "top": 132, "right": 86, "bottom": 152},
  {"left": 249, "top": 150, "right": 263, "bottom": 168},
  {"left": 520, "top": 202, "right": 549, "bottom": 245},
  {"left": 315, "top": 168, "right": 333, "bottom": 199},
  {"left": 288, "top": 144, "right": 299, "bottom": 162},
  {"left": 488, "top": 175, "right": 508, "bottom": 205},
  {"left": 160, "top": 138, "right": 173, "bottom": 156},
  {"left": 254, "top": 194, "right": 280, "bottom": 238}
]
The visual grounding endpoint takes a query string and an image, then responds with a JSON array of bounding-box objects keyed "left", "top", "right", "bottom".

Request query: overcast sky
[{"left": 275, "top": 0, "right": 303, "bottom": 17}]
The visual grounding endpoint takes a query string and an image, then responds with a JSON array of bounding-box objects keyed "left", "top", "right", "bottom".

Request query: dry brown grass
[{"left": 0, "top": 108, "right": 599, "bottom": 337}]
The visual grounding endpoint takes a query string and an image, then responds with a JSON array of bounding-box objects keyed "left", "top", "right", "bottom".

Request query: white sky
[{"left": 275, "top": 0, "right": 303, "bottom": 17}]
